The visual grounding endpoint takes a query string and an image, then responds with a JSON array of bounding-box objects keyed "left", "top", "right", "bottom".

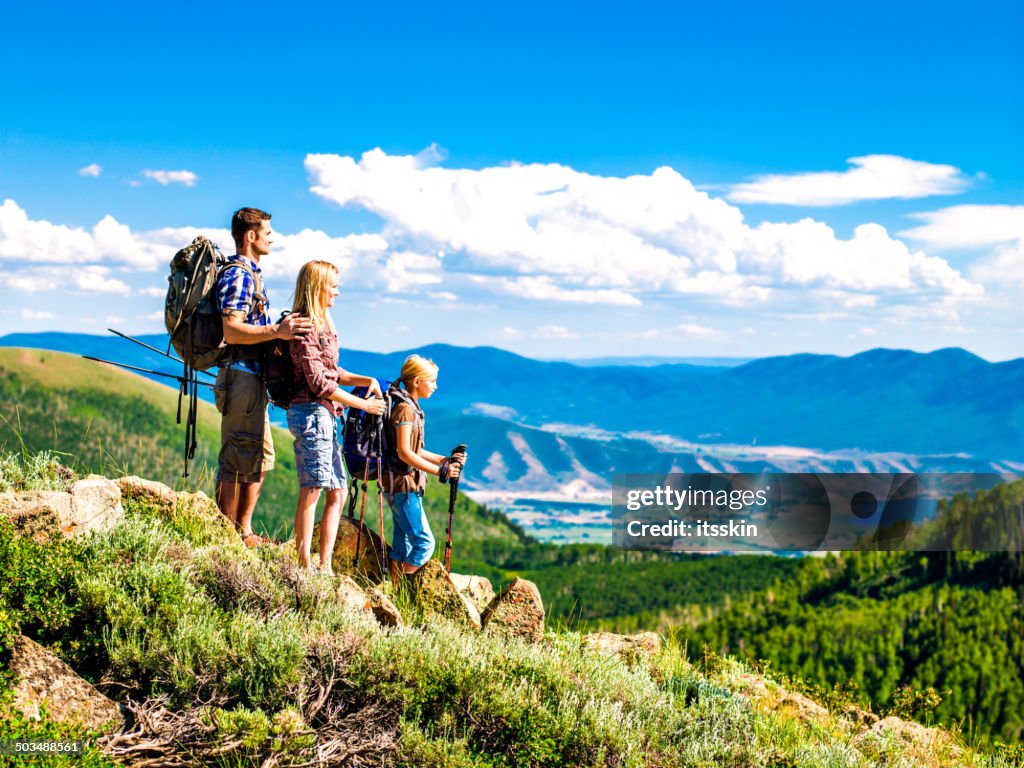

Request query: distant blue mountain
[{"left": 3, "top": 332, "right": 1022, "bottom": 467}]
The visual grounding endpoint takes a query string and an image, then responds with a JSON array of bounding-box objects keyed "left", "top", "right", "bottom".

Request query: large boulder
[
  {"left": 324, "top": 516, "right": 391, "bottom": 581},
  {"left": 449, "top": 572, "right": 496, "bottom": 614},
  {"left": 0, "top": 477, "right": 123, "bottom": 540},
  {"left": 8, "top": 635, "right": 124, "bottom": 731},
  {"left": 413, "top": 559, "right": 481, "bottom": 630},
  {"left": 481, "top": 578, "right": 545, "bottom": 643},
  {"left": 582, "top": 631, "right": 660, "bottom": 661},
  {"left": 115, "top": 476, "right": 176, "bottom": 507}
]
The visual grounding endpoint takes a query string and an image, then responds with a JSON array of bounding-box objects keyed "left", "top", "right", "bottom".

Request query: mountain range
[{"left": 2, "top": 333, "right": 1021, "bottom": 496}]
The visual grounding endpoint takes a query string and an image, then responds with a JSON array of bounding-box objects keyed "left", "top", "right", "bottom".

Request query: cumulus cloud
[
  {"left": 901, "top": 205, "right": 1024, "bottom": 290},
  {"left": 306, "top": 149, "right": 980, "bottom": 309},
  {"left": 20, "top": 309, "right": 55, "bottom": 320},
  {"left": 141, "top": 169, "right": 199, "bottom": 187},
  {"left": 78, "top": 163, "right": 102, "bottom": 178},
  {"left": 727, "top": 155, "right": 972, "bottom": 206}
]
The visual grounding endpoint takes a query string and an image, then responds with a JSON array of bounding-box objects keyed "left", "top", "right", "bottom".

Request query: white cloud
[
  {"left": 901, "top": 205, "right": 1024, "bottom": 290},
  {"left": 535, "top": 325, "right": 580, "bottom": 340},
  {"left": 306, "top": 149, "right": 980, "bottom": 309},
  {"left": 78, "top": 163, "right": 102, "bottom": 178},
  {"left": 106, "top": 315, "right": 124, "bottom": 324},
  {"left": 727, "top": 155, "right": 972, "bottom": 206},
  {"left": 900, "top": 205, "right": 1024, "bottom": 249},
  {"left": 145, "top": 310, "right": 164, "bottom": 321},
  {"left": 73, "top": 266, "right": 131, "bottom": 295},
  {"left": 141, "top": 169, "right": 199, "bottom": 187},
  {"left": 677, "top": 323, "right": 717, "bottom": 336},
  {"left": 500, "top": 326, "right": 524, "bottom": 338},
  {"left": 20, "top": 309, "right": 55, "bottom": 320},
  {"left": 138, "top": 286, "right": 167, "bottom": 297}
]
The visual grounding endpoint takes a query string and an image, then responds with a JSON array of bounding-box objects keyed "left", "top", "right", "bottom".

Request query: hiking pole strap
[{"left": 347, "top": 477, "right": 359, "bottom": 519}]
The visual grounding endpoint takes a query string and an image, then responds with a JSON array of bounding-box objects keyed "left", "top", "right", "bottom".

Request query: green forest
[{"left": 682, "top": 480, "right": 1024, "bottom": 745}]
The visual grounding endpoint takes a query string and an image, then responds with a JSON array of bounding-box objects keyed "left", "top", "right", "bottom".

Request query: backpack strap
[{"left": 219, "top": 258, "right": 267, "bottom": 363}]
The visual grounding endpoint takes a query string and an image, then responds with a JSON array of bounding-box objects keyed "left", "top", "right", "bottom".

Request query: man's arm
[{"left": 222, "top": 310, "right": 313, "bottom": 344}]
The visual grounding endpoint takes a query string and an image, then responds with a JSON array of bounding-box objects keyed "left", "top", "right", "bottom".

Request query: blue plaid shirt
[{"left": 217, "top": 255, "right": 271, "bottom": 374}]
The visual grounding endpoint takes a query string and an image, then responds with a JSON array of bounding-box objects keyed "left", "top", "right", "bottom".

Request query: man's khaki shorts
[{"left": 214, "top": 367, "right": 275, "bottom": 484}]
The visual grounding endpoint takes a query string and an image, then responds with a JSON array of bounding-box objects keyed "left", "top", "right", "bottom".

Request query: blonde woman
[
  {"left": 382, "top": 355, "right": 466, "bottom": 574},
  {"left": 288, "top": 260, "right": 385, "bottom": 571}
]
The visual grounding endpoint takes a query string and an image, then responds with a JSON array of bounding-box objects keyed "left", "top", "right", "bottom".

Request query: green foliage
[
  {"left": 684, "top": 499, "right": 1024, "bottom": 745},
  {"left": 0, "top": 448, "right": 75, "bottom": 492},
  {"left": 0, "top": 514, "right": 82, "bottom": 657}
]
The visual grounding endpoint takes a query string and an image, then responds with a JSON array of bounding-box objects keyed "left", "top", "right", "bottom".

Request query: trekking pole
[
  {"left": 376, "top": 422, "right": 387, "bottom": 573},
  {"left": 353, "top": 459, "right": 371, "bottom": 568},
  {"left": 82, "top": 356, "right": 214, "bottom": 387},
  {"left": 107, "top": 328, "right": 216, "bottom": 379},
  {"left": 443, "top": 444, "right": 467, "bottom": 573}
]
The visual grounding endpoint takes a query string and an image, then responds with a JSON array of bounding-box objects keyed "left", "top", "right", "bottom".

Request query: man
[{"left": 215, "top": 207, "right": 313, "bottom": 545}]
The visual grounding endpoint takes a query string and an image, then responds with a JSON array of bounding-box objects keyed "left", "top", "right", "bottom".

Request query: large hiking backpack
[
  {"left": 165, "top": 236, "right": 260, "bottom": 370},
  {"left": 163, "top": 236, "right": 260, "bottom": 476},
  {"left": 342, "top": 378, "right": 393, "bottom": 481}
]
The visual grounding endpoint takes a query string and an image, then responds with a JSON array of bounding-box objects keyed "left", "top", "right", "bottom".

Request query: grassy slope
[
  {"left": 3, "top": 486, "right": 1009, "bottom": 768},
  {"left": 0, "top": 349, "right": 526, "bottom": 573}
]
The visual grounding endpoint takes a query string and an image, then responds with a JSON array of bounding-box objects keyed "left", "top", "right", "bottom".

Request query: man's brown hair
[{"left": 231, "top": 207, "right": 271, "bottom": 249}]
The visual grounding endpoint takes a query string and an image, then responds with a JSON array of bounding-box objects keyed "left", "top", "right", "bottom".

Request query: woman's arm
[
  {"left": 329, "top": 387, "right": 385, "bottom": 415},
  {"left": 336, "top": 370, "right": 382, "bottom": 398}
]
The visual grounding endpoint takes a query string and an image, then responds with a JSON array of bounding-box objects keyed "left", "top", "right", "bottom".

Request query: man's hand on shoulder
[{"left": 276, "top": 313, "right": 314, "bottom": 340}]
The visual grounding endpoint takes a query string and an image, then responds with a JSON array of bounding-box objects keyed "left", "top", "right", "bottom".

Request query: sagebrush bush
[{"left": 0, "top": 449, "right": 75, "bottom": 492}]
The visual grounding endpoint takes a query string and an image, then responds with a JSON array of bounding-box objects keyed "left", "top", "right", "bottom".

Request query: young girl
[
  {"left": 288, "top": 260, "right": 386, "bottom": 571},
  {"left": 382, "top": 355, "right": 466, "bottom": 575}
]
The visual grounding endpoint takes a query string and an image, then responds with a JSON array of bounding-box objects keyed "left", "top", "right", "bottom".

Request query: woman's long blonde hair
[{"left": 292, "top": 260, "right": 338, "bottom": 332}]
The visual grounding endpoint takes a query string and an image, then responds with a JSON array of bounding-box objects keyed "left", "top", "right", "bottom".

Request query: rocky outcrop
[
  {"left": 8, "top": 635, "right": 124, "bottom": 731},
  {"left": 0, "top": 477, "right": 123, "bottom": 540},
  {"left": 481, "top": 578, "right": 545, "bottom": 643},
  {"left": 336, "top": 575, "right": 374, "bottom": 616},
  {"left": 413, "top": 559, "right": 481, "bottom": 630},
  {"left": 582, "top": 631, "right": 660, "bottom": 661},
  {"left": 324, "top": 517, "right": 391, "bottom": 581},
  {"left": 115, "top": 476, "right": 176, "bottom": 507},
  {"left": 449, "top": 572, "right": 496, "bottom": 614}
]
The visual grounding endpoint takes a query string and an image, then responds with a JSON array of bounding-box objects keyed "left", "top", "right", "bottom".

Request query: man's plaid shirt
[{"left": 216, "top": 255, "right": 271, "bottom": 372}]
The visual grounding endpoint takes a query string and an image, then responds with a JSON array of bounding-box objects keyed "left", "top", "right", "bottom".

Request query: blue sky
[{"left": 2, "top": 1, "right": 1022, "bottom": 359}]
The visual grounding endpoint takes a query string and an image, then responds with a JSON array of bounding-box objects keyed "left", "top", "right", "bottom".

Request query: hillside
[
  {"left": 682, "top": 480, "right": 1024, "bottom": 745},
  {"left": 0, "top": 348, "right": 528, "bottom": 574},
  {"left": 2, "top": 471, "right": 1018, "bottom": 767}
]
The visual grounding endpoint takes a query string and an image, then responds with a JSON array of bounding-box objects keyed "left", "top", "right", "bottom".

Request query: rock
[
  {"left": 853, "top": 716, "right": 964, "bottom": 764},
  {"left": 776, "top": 690, "right": 830, "bottom": 727},
  {"left": 326, "top": 516, "right": 391, "bottom": 581},
  {"left": 732, "top": 672, "right": 770, "bottom": 701},
  {"left": 582, "top": 631, "right": 660, "bottom": 661},
  {"left": 413, "top": 559, "right": 482, "bottom": 630},
  {"left": 481, "top": 578, "right": 545, "bottom": 643},
  {"left": 368, "top": 588, "right": 405, "bottom": 628},
  {"left": 449, "top": 572, "right": 496, "bottom": 614},
  {"left": 115, "top": 476, "right": 176, "bottom": 506},
  {"left": 336, "top": 576, "right": 373, "bottom": 616},
  {"left": 0, "top": 478, "right": 123, "bottom": 540},
  {"left": 841, "top": 704, "right": 879, "bottom": 729},
  {"left": 8, "top": 636, "right": 124, "bottom": 731}
]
